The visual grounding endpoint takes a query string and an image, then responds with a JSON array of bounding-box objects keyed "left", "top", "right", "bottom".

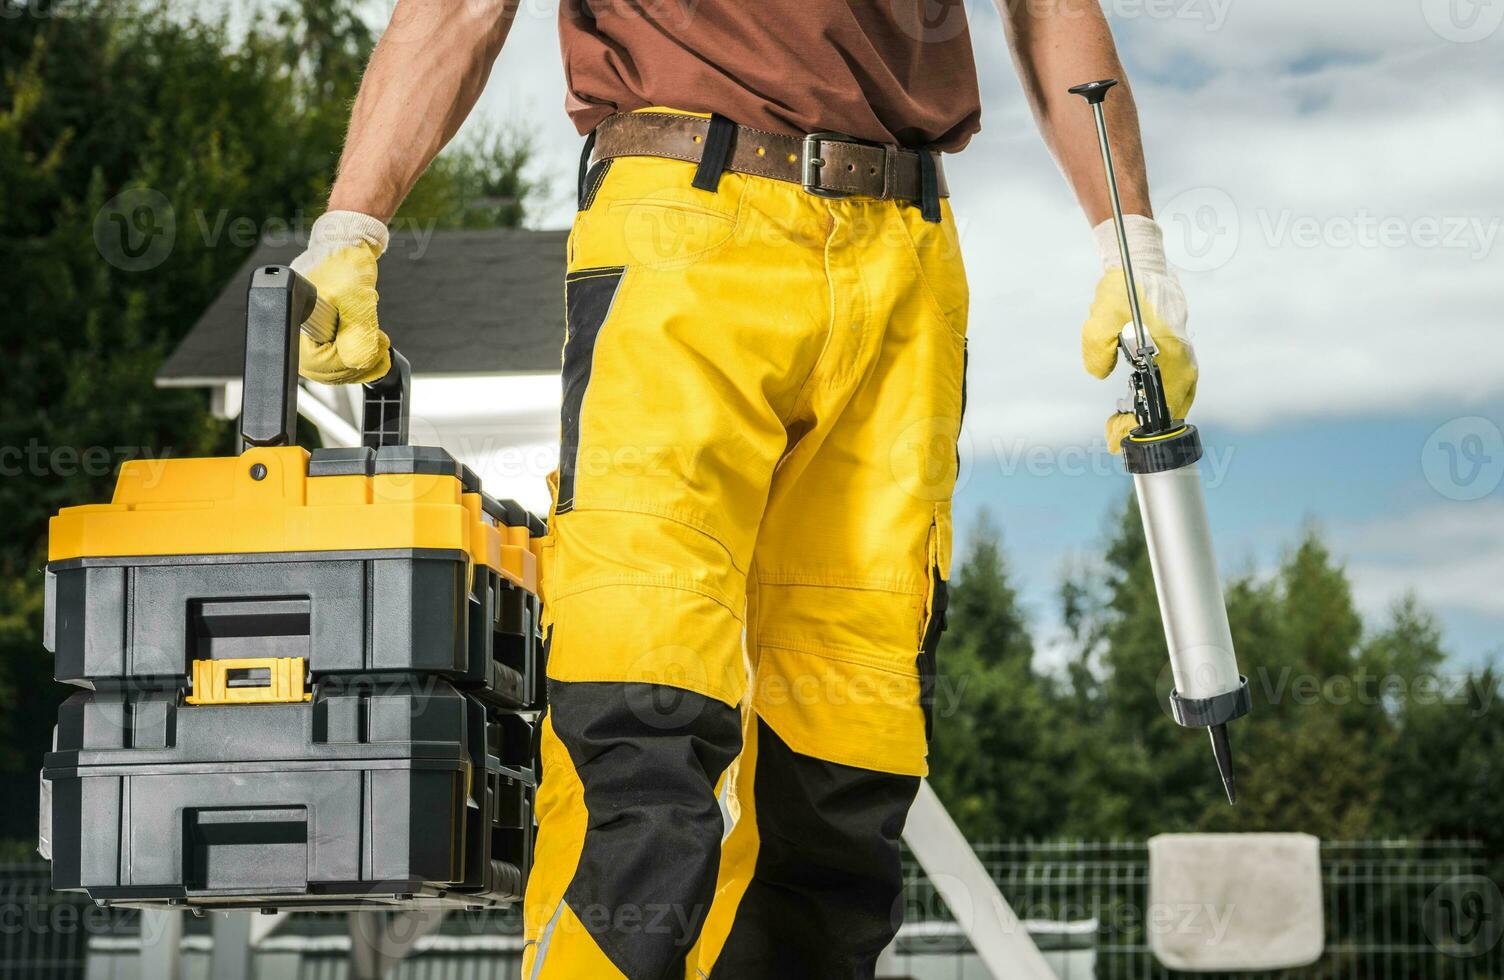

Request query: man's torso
[{"left": 559, "top": 0, "right": 982, "bottom": 151}]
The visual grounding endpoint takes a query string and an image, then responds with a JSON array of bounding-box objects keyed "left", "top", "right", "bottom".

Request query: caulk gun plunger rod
[{"left": 1069, "top": 79, "right": 1152, "bottom": 358}]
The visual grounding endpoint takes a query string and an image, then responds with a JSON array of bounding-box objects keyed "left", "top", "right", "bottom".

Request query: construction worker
[{"left": 293, "top": 1, "right": 1196, "bottom": 976}]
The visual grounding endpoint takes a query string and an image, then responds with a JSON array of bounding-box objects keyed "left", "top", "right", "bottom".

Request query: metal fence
[
  {"left": 901, "top": 839, "right": 1504, "bottom": 980},
  {"left": 0, "top": 860, "right": 124, "bottom": 980},
  {"left": 2, "top": 841, "right": 1500, "bottom": 979}
]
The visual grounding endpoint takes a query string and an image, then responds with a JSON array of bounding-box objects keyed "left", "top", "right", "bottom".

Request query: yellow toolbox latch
[{"left": 185, "top": 657, "right": 312, "bottom": 705}]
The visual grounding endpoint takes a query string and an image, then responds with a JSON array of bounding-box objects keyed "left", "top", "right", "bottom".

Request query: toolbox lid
[
  {"left": 373, "top": 446, "right": 462, "bottom": 478},
  {"left": 496, "top": 498, "right": 530, "bottom": 528},
  {"left": 478, "top": 493, "right": 508, "bottom": 523},
  {"left": 309, "top": 447, "right": 376, "bottom": 477}
]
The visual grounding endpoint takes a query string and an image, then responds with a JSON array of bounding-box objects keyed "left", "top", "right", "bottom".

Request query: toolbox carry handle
[
  {"left": 241, "top": 265, "right": 411, "bottom": 449},
  {"left": 361, "top": 348, "right": 411, "bottom": 449}
]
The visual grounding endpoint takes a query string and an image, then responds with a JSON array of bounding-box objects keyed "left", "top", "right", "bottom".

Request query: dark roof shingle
[{"left": 159, "top": 228, "right": 567, "bottom": 382}]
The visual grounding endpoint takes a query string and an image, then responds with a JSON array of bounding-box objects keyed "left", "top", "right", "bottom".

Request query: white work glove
[
  {"left": 292, "top": 210, "right": 392, "bottom": 384},
  {"left": 1081, "top": 215, "right": 1198, "bottom": 451}
]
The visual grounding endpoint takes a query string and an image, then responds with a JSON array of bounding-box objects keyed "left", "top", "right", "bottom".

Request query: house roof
[{"left": 158, "top": 228, "right": 567, "bottom": 384}]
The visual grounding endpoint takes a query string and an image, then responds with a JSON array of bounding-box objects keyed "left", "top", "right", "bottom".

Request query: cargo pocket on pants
[
  {"left": 557, "top": 266, "right": 626, "bottom": 515},
  {"left": 918, "top": 503, "right": 953, "bottom": 743}
]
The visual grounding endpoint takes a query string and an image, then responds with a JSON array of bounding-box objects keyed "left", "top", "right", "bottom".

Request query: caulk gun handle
[{"left": 1067, "top": 78, "right": 1119, "bottom": 104}]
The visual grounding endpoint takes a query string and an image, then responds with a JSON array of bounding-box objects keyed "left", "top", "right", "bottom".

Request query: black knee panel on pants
[
  {"left": 550, "top": 680, "right": 741, "bottom": 980},
  {"left": 711, "top": 719, "right": 920, "bottom": 980}
]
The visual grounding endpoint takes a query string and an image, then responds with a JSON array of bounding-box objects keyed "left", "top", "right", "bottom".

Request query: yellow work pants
[{"left": 522, "top": 127, "right": 967, "bottom": 979}]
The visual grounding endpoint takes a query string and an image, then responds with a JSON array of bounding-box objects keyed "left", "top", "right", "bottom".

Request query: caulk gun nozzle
[{"left": 1209, "top": 723, "right": 1238, "bottom": 805}]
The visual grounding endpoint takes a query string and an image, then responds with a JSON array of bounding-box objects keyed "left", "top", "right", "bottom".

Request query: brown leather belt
[{"left": 592, "top": 112, "right": 948, "bottom": 203}]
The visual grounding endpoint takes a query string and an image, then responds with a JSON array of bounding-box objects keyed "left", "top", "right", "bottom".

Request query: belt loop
[
  {"left": 917, "top": 149, "right": 942, "bottom": 223},
  {"left": 881, "top": 144, "right": 899, "bottom": 200},
  {"left": 691, "top": 114, "right": 736, "bottom": 193},
  {"left": 576, "top": 129, "right": 598, "bottom": 210}
]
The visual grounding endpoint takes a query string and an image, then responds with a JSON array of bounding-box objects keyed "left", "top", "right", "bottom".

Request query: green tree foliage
[
  {"left": 933, "top": 493, "right": 1501, "bottom": 855},
  {"left": 399, "top": 124, "right": 543, "bottom": 231},
  {"left": 0, "top": 0, "right": 539, "bottom": 840},
  {"left": 927, "top": 512, "right": 1066, "bottom": 839}
]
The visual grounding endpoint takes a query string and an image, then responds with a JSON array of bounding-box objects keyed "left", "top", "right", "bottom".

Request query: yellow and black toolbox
[{"left": 39, "top": 266, "right": 545, "bottom": 911}]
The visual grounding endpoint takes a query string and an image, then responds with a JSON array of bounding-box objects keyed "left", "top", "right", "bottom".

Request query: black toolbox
[
  {"left": 45, "top": 682, "right": 535, "bottom": 910},
  {"left": 39, "top": 266, "right": 545, "bottom": 911}
]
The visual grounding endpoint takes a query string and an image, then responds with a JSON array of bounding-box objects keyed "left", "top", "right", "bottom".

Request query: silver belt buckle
[{"left": 801, "top": 132, "right": 862, "bottom": 199}]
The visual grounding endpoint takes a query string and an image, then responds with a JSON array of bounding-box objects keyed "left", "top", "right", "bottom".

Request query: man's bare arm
[
  {"left": 327, "top": 0, "right": 518, "bottom": 221},
  {"left": 1000, "top": 0, "right": 1152, "bottom": 225}
]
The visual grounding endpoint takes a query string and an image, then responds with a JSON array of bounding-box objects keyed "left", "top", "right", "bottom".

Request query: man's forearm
[
  {"left": 327, "top": 0, "right": 517, "bottom": 221},
  {"left": 1001, "top": 0, "right": 1152, "bottom": 225}
]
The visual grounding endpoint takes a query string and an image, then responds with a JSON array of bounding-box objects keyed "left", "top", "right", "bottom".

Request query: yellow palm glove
[
  {"left": 1082, "top": 215, "right": 1198, "bottom": 451},
  {"left": 292, "top": 210, "right": 392, "bottom": 384}
]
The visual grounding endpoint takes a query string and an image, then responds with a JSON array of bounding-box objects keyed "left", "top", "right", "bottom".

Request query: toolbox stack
[{"left": 39, "top": 267, "right": 546, "bottom": 912}]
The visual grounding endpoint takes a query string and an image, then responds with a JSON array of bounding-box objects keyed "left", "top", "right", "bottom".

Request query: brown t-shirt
[{"left": 559, "top": 0, "right": 982, "bottom": 152}]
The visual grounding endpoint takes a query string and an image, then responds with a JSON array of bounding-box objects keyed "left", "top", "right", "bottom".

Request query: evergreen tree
[{"left": 928, "top": 511, "right": 1066, "bottom": 839}]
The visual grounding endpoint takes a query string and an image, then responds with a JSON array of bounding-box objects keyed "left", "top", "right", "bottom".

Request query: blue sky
[
  {"left": 952, "top": 399, "right": 1504, "bottom": 668},
  {"left": 282, "top": 0, "right": 1503, "bottom": 667}
]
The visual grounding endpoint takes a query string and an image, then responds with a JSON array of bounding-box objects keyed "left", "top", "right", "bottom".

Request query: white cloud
[
  {"left": 1333, "top": 500, "right": 1504, "bottom": 617},
  {"left": 950, "top": 4, "right": 1503, "bottom": 444}
]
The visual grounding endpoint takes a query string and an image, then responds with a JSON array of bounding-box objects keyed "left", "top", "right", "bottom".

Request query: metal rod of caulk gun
[{"left": 1085, "top": 92, "right": 1154, "bottom": 362}]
